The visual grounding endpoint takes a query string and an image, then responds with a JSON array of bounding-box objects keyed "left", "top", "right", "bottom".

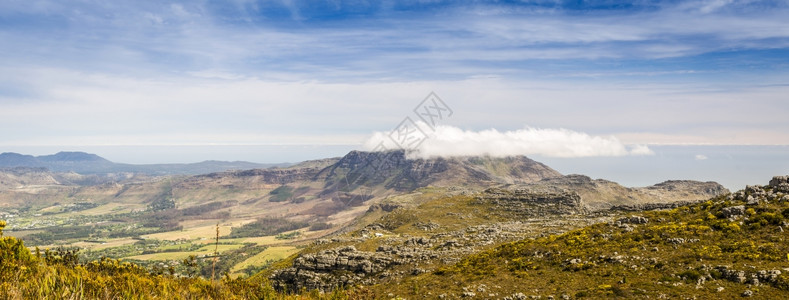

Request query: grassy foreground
[
  {"left": 378, "top": 190, "right": 789, "bottom": 298},
  {"left": 0, "top": 220, "right": 376, "bottom": 299},
  {"left": 5, "top": 181, "right": 789, "bottom": 299}
]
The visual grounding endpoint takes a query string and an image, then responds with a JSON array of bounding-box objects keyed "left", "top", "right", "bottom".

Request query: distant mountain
[
  {"left": 0, "top": 149, "right": 729, "bottom": 219},
  {"left": 0, "top": 151, "right": 288, "bottom": 175},
  {"left": 194, "top": 150, "right": 563, "bottom": 204},
  {"left": 317, "top": 150, "right": 562, "bottom": 192},
  {"left": 0, "top": 152, "right": 42, "bottom": 167},
  {"left": 480, "top": 174, "right": 728, "bottom": 211}
]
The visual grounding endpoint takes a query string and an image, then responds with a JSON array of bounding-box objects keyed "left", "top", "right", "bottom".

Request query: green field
[{"left": 230, "top": 246, "right": 299, "bottom": 277}]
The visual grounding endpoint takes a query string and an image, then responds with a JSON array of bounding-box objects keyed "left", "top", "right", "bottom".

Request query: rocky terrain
[
  {"left": 1, "top": 150, "right": 728, "bottom": 240},
  {"left": 354, "top": 175, "right": 789, "bottom": 299},
  {"left": 269, "top": 179, "right": 720, "bottom": 292},
  {"left": 502, "top": 174, "right": 728, "bottom": 211},
  {"left": 265, "top": 168, "right": 729, "bottom": 293},
  {"left": 0, "top": 149, "right": 737, "bottom": 297}
]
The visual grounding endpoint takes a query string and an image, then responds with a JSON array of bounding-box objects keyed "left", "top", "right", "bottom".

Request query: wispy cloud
[
  {"left": 0, "top": 0, "right": 788, "bottom": 157},
  {"left": 2, "top": 1, "right": 788, "bottom": 79}
]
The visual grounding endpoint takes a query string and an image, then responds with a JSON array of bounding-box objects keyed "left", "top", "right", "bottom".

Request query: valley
[{"left": 0, "top": 150, "right": 729, "bottom": 288}]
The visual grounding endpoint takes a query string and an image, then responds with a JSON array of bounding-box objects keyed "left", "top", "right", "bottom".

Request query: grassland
[{"left": 230, "top": 246, "right": 300, "bottom": 277}]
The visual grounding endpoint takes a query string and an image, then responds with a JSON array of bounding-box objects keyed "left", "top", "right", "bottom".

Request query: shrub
[
  {"left": 678, "top": 270, "right": 702, "bottom": 283},
  {"left": 228, "top": 217, "right": 308, "bottom": 238},
  {"left": 269, "top": 186, "right": 294, "bottom": 202},
  {"left": 308, "top": 222, "right": 332, "bottom": 231}
]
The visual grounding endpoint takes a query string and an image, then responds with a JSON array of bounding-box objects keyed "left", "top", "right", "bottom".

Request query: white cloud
[
  {"left": 2, "top": 68, "right": 788, "bottom": 148},
  {"left": 695, "top": 154, "right": 709, "bottom": 160},
  {"left": 363, "top": 124, "right": 654, "bottom": 159}
]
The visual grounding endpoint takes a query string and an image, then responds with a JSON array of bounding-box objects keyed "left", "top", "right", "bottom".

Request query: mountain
[
  {"left": 0, "top": 151, "right": 286, "bottom": 175},
  {"left": 491, "top": 174, "right": 728, "bottom": 211},
  {"left": 0, "top": 149, "right": 740, "bottom": 299},
  {"left": 184, "top": 150, "right": 564, "bottom": 211},
  {"left": 0, "top": 150, "right": 726, "bottom": 213},
  {"left": 0, "top": 152, "right": 42, "bottom": 167},
  {"left": 322, "top": 150, "right": 562, "bottom": 188}
]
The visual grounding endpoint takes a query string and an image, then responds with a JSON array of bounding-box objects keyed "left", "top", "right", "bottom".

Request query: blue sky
[{"left": 1, "top": 0, "right": 789, "bottom": 165}]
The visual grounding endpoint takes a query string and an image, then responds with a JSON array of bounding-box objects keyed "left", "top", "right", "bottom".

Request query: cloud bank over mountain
[{"left": 364, "top": 124, "right": 654, "bottom": 159}]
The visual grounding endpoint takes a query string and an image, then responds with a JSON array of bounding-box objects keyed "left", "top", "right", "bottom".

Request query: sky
[{"left": 1, "top": 0, "right": 789, "bottom": 180}]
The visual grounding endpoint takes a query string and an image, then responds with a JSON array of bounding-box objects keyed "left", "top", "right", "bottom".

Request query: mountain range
[
  {"left": 0, "top": 148, "right": 743, "bottom": 298},
  {"left": 1, "top": 150, "right": 727, "bottom": 220},
  {"left": 0, "top": 151, "right": 287, "bottom": 175}
]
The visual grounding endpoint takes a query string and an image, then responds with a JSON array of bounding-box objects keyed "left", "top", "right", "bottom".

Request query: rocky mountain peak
[{"left": 322, "top": 150, "right": 562, "bottom": 193}]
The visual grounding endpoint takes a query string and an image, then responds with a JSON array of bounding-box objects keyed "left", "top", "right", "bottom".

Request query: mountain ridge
[{"left": 0, "top": 151, "right": 288, "bottom": 175}]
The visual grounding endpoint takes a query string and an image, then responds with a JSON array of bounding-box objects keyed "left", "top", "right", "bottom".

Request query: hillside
[
  {"left": 1, "top": 172, "right": 784, "bottom": 299},
  {"left": 364, "top": 176, "right": 789, "bottom": 298},
  {"left": 262, "top": 174, "right": 724, "bottom": 293}
]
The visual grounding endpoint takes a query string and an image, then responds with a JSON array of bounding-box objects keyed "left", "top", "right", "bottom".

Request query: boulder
[{"left": 721, "top": 205, "right": 745, "bottom": 218}]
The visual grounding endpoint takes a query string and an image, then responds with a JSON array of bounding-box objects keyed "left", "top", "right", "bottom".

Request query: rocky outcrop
[
  {"left": 198, "top": 167, "right": 320, "bottom": 184},
  {"left": 610, "top": 201, "right": 699, "bottom": 212},
  {"left": 769, "top": 175, "right": 789, "bottom": 193},
  {"left": 617, "top": 216, "right": 649, "bottom": 224},
  {"left": 721, "top": 205, "right": 745, "bottom": 218},
  {"left": 271, "top": 246, "right": 397, "bottom": 293},
  {"left": 646, "top": 180, "right": 728, "bottom": 195},
  {"left": 270, "top": 220, "right": 563, "bottom": 292},
  {"left": 476, "top": 188, "right": 586, "bottom": 216},
  {"left": 502, "top": 175, "right": 728, "bottom": 211},
  {"left": 729, "top": 178, "right": 789, "bottom": 204},
  {"left": 714, "top": 265, "right": 782, "bottom": 285}
]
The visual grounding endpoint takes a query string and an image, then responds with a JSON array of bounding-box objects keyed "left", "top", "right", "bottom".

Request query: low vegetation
[
  {"left": 228, "top": 217, "right": 309, "bottom": 238},
  {"left": 4, "top": 168, "right": 789, "bottom": 298},
  {"left": 0, "top": 220, "right": 373, "bottom": 299},
  {"left": 377, "top": 187, "right": 789, "bottom": 298}
]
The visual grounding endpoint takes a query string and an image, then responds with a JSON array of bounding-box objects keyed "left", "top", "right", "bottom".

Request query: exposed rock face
[
  {"left": 729, "top": 179, "right": 789, "bottom": 204},
  {"left": 476, "top": 188, "right": 586, "bottom": 216},
  {"left": 769, "top": 175, "right": 789, "bottom": 193},
  {"left": 270, "top": 218, "right": 599, "bottom": 293},
  {"left": 617, "top": 216, "right": 649, "bottom": 224},
  {"left": 318, "top": 150, "right": 562, "bottom": 193},
  {"left": 610, "top": 201, "right": 699, "bottom": 212},
  {"left": 271, "top": 246, "right": 397, "bottom": 293},
  {"left": 646, "top": 180, "right": 728, "bottom": 195},
  {"left": 721, "top": 205, "right": 745, "bottom": 218},
  {"left": 502, "top": 175, "right": 729, "bottom": 211},
  {"left": 198, "top": 167, "right": 321, "bottom": 184},
  {"left": 714, "top": 266, "right": 782, "bottom": 285}
]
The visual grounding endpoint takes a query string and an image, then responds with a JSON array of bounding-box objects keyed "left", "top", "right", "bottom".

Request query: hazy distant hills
[
  {"left": 0, "top": 151, "right": 288, "bottom": 175},
  {"left": 0, "top": 149, "right": 727, "bottom": 221}
]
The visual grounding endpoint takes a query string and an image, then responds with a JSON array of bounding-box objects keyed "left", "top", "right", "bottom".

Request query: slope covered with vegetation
[
  {"left": 1, "top": 219, "right": 381, "bottom": 299},
  {"left": 3, "top": 174, "right": 787, "bottom": 299},
  {"left": 373, "top": 178, "right": 789, "bottom": 298}
]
